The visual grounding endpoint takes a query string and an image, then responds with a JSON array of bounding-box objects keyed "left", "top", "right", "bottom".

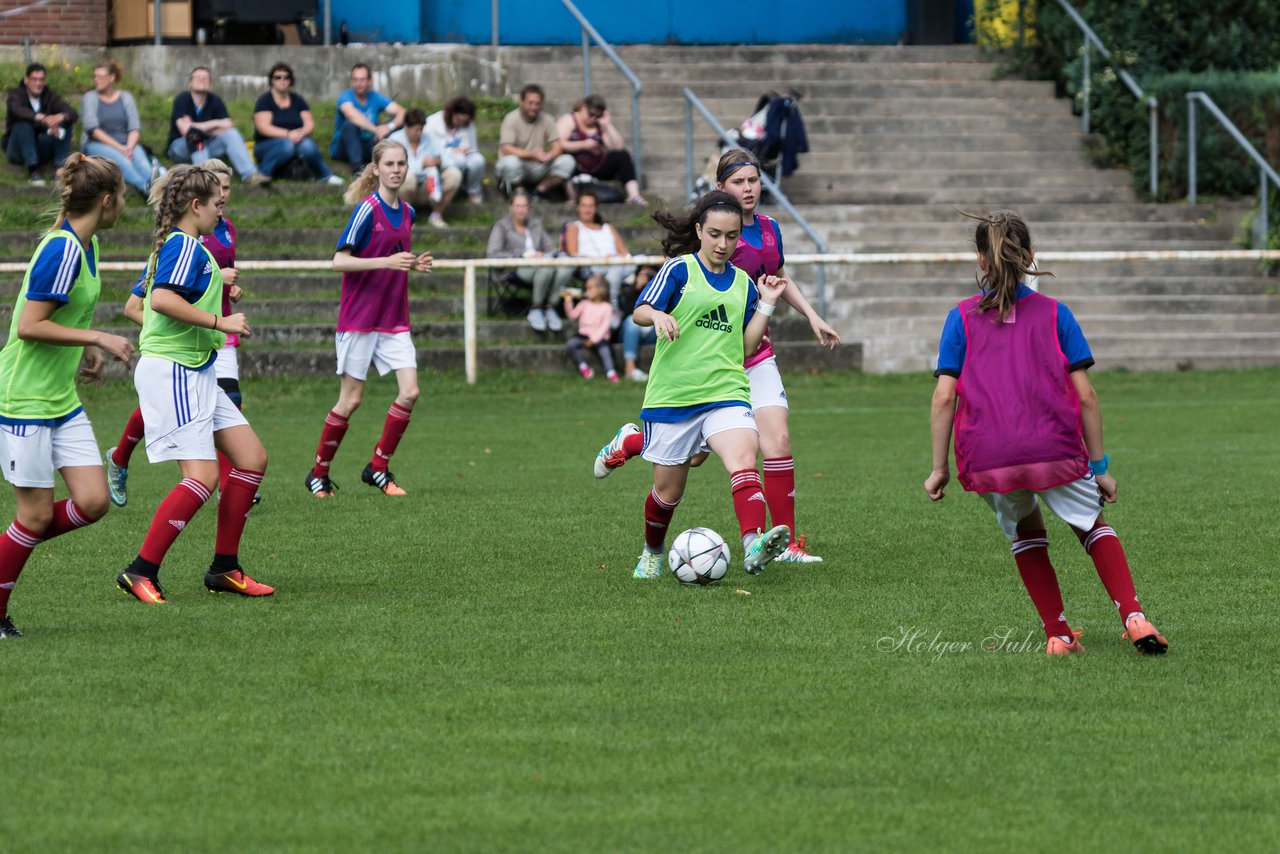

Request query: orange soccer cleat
[
  {"left": 1122, "top": 613, "right": 1168, "bottom": 655},
  {"left": 1045, "top": 628, "right": 1085, "bottom": 656},
  {"left": 205, "top": 568, "right": 275, "bottom": 597},
  {"left": 117, "top": 571, "right": 167, "bottom": 604}
]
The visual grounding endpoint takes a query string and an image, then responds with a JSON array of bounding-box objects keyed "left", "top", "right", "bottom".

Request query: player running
[
  {"left": 305, "top": 139, "right": 432, "bottom": 498},
  {"left": 0, "top": 154, "right": 135, "bottom": 637},
  {"left": 599, "top": 191, "right": 791, "bottom": 579},
  {"left": 116, "top": 164, "right": 272, "bottom": 603},
  {"left": 924, "top": 210, "right": 1168, "bottom": 656}
]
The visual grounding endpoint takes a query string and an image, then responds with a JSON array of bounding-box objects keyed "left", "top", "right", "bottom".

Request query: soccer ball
[{"left": 668, "top": 527, "right": 731, "bottom": 586}]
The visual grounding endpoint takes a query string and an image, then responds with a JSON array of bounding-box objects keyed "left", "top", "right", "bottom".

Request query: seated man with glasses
[
  {"left": 555, "top": 93, "right": 645, "bottom": 205},
  {"left": 3, "top": 63, "right": 77, "bottom": 185}
]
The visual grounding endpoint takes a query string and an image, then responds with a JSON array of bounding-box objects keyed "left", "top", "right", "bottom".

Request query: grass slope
[{"left": 1, "top": 368, "right": 1277, "bottom": 850}]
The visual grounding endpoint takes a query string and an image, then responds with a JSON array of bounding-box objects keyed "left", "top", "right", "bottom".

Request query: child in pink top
[
  {"left": 924, "top": 210, "right": 1168, "bottom": 657},
  {"left": 562, "top": 274, "right": 618, "bottom": 381}
]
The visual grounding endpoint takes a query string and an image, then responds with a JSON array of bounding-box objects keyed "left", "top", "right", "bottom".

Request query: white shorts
[
  {"left": 0, "top": 410, "right": 101, "bottom": 488},
  {"left": 213, "top": 343, "right": 239, "bottom": 382},
  {"left": 641, "top": 405, "right": 757, "bottom": 466},
  {"left": 335, "top": 331, "right": 417, "bottom": 381},
  {"left": 746, "top": 356, "right": 788, "bottom": 411},
  {"left": 981, "top": 474, "right": 1105, "bottom": 540},
  {"left": 135, "top": 355, "right": 249, "bottom": 463}
]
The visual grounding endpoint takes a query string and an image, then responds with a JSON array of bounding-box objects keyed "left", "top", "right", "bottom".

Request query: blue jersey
[
  {"left": 24, "top": 224, "right": 96, "bottom": 304},
  {"left": 337, "top": 193, "right": 412, "bottom": 254},
  {"left": 332, "top": 89, "right": 393, "bottom": 152},
  {"left": 152, "top": 229, "right": 216, "bottom": 303},
  {"left": 934, "top": 283, "right": 1094, "bottom": 377}
]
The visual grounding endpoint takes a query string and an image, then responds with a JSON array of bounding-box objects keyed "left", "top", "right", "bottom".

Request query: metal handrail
[
  {"left": 559, "top": 0, "right": 644, "bottom": 188},
  {"left": 681, "top": 87, "right": 828, "bottom": 317},
  {"left": 1186, "top": 92, "right": 1280, "bottom": 243},
  {"left": 1051, "top": 0, "right": 1159, "bottom": 200}
]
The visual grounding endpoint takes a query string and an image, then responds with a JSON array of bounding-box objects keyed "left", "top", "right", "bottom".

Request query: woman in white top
[
  {"left": 387, "top": 108, "right": 444, "bottom": 216},
  {"left": 80, "top": 61, "right": 151, "bottom": 195},
  {"left": 564, "top": 187, "right": 633, "bottom": 310},
  {"left": 425, "top": 96, "right": 486, "bottom": 218}
]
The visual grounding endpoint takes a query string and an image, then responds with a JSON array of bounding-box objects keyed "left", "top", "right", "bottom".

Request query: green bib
[
  {"left": 641, "top": 255, "right": 750, "bottom": 411},
  {"left": 0, "top": 229, "right": 101, "bottom": 421},
  {"left": 139, "top": 231, "right": 226, "bottom": 367}
]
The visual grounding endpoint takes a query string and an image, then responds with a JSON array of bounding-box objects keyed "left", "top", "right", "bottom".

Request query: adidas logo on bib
[{"left": 696, "top": 304, "right": 733, "bottom": 333}]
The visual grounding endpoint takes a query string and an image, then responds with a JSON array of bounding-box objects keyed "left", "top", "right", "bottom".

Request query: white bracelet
[{"left": 757, "top": 301, "right": 776, "bottom": 317}]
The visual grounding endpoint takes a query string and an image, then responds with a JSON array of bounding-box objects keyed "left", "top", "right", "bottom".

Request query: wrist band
[
  {"left": 211, "top": 314, "right": 218, "bottom": 331},
  {"left": 1089, "top": 454, "right": 1109, "bottom": 476},
  {"left": 757, "top": 301, "right": 776, "bottom": 317}
]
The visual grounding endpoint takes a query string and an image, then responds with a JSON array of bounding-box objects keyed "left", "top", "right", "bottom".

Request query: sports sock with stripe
[
  {"left": 0, "top": 520, "right": 42, "bottom": 617},
  {"left": 312, "top": 410, "right": 349, "bottom": 479},
  {"left": 730, "top": 469, "right": 767, "bottom": 539},
  {"left": 644, "top": 488, "right": 679, "bottom": 552},
  {"left": 40, "top": 499, "right": 97, "bottom": 540},
  {"left": 1011, "top": 529, "right": 1073, "bottom": 641},
  {"left": 762, "top": 456, "right": 796, "bottom": 538},
  {"left": 111, "top": 407, "right": 146, "bottom": 468},
  {"left": 215, "top": 468, "right": 264, "bottom": 560},
  {"left": 138, "top": 478, "right": 211, "bottom": 567},
  {"left": 1078, "top": 520, "right": 1142, "bottom": 623},
  {"left": 371, "top": 402, "right": 412, "bottom": 472}
]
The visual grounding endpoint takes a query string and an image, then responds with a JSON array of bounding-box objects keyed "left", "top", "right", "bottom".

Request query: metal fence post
[
  {"left": 464, "top": 263, "right": 477, "bottom": 385},
  {"left": 1187, "top": 94, "right": 1197, "bottom": 204},
  {"left": 1081, "top": 38, "right": 1091, "bottom": 134},
  {"left": 324, "top": 0, "right": 331, "bottom": 45},
  {"left": 684, "top": 99, "right": 695, "bottom": 201},
  {"left": 1260, "top": 170, "right": 1269, "bottom": 243},
  {"left": 1148, "top": 97, "right": 1159, "bottom": 200}
]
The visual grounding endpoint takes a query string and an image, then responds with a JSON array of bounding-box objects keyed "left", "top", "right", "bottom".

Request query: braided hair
[{"left": 144, "top": 164, "right": 221, "bottom": 287}]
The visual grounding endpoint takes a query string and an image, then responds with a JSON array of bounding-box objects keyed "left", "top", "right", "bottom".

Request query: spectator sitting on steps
[
  {"left": 486, "top": 189, "right": 575, "bottom": 333},
  {"left": 496, "top": 84, "right": 575, "bottom": 201},
  {"left": 167, "top": 66, "right": 269, "bottom": 185},
  {"left": 252, "top": 62, "right": 343, "bottom": 185},
  {"left": 556, "top": 93, "right": 645, "bottom": 206},
  {"left": 425, "top": 96, "right": 487, "bottom": 223},
  {"left": 330, "top": 63, "right": 405, "bottom": 175},
  {"left": 80, "top": 60, "right": 154, "bottom": 197},
  {"left": 388, "top": 108, "right": 443, "bottom": 209},
  {"left": 3, "top": 62, "right": 76, "bottom": 185}
]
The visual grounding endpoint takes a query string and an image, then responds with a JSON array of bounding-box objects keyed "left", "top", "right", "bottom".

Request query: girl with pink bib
[
  {"left": 924, "top": 210, "right": 1168, "bottom": 656},
  {"left": 306, "top": 140, "right": 432, "bottom": 498}
]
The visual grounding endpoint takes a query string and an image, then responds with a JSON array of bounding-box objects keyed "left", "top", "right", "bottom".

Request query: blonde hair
[
  {"left": 50, "top": 152, "right": 122, "bottom": 230},
  {"left": 343, "top": 140, "right": 408, "bottom": 206},
  {"left": 961, "top": 209, "right": 1054, "bottom": 322},
  {"left": 144, "top": 164, "right": 221, "bottom": 286},
  {"left": 201, "top": 158, "right": 232, "bottom": 178}
]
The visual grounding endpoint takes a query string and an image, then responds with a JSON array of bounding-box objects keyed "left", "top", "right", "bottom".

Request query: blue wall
[{"left": 331, "top": 0, "right": 908, "bottom": 46}]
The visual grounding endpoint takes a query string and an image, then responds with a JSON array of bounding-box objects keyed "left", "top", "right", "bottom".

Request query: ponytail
[
  {"left": 961, "top": 209, "right": 1053, "bottom": 321},
  {"left": 50, "top": 152, "right": 122, "bottom": 232},
  {"left": 652, "top": 190, "right": 743, "bottom": 258}
]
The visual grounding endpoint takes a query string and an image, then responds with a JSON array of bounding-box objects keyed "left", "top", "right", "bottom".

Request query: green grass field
[{"left": 1, "top": 368, "right": 1278, "bottom": 850}]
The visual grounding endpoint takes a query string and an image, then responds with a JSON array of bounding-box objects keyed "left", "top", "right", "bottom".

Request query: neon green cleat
[
  {"left": 743, "top": 525, "right": 791, "bottom": 575},
  {"left": 633, "top": 550, "right": 663, "bottom": 579}
]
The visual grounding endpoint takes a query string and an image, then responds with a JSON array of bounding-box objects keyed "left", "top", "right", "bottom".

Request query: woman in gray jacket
[
  {"left": 486, "top": 189, "right": 575, "bottom": 332},
  {"left": 81, "top": 61, "right": 152, "bottom": 195}
]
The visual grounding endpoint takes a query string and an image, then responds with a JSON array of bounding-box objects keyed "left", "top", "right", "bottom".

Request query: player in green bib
[
  {"left": 116, "top": 165, "right": 273, "bottom": 604},
  {"left": 0, "top": 154, "right": 135, "bottom": 639},
  {"left": 594, "top": 191, "right": 791, "bottom": 580}
]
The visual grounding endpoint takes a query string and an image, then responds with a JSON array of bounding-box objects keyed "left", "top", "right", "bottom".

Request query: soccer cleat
[
  {"left": 116, "top": 571, "right": 167, "bottom": 604},
  {"left": 305, "top": 471, "right": 337, "bottom": 498},
  {"left": 594, "top": 422, "right": 640, "bottom": 479},
  {"left": 0, "top": 615, "right": 23, "bottom": 638},
  {"left": 633, "top": 551, "right": 664, "bottom": 579},
  {"left": 205, "top": 568, "right": 274, "bottom": 597},
  {"left": 104, "top": 448, "right": 128, "bottom": 507},
  {"left": 252, "top": 492, "right": 263, "bottom": 507},
  {"left": 743, "top": 525, "right": 791, "bottom": 575},
  {"left": 774, "top": 533, "right": 823, "bottom": 564},
  {"left": 362, "top": 463, "right": 407, "bottom": 496},
  {"left": 1122, "top": 614, "right": 1168, "bottom": 655},
  {"left": 1045, "top": 628, "right": 1086, "bottom": 655}
]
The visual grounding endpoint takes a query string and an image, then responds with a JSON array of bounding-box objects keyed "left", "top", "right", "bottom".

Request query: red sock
[
  {"left": 0, "top": 520, "right": 42, "bottom": 617},
  {"left": 215, "top": 469, "right": 264, "bottom": 559},
  {"left": 1012, "top": 530, "right": 1073, "bottom": 640},
  {"left": 371, "top": 403, "right": 412, "bottom": 472},
  {"left": 138, "top": 478, "right": 211, "bottom": 566},
  {"left": 312, "top": 410, "right": 349, "bottom": 479},
  {"left": 217, "top": 451, "right": 233, "bottom": 494},
  {"left": 41, "top": 499, "right": 96, "bottom": 540},
  {"left": 730, "top": 468, "right": 767, "bottom": 539},
  {"left": 111, "top": 407, "right": 146, "bottom": 467},
  {"left": 621, "top": 431, "right": 643, "bottom": 460},
  {"left": 762, "top": 456, "right": 796, "bottom": 538},
  {"left": 644, "top": 488, "right": 679, "bottom": 551},
  {"left": 1080, "top": 522, "right": 1142, "bottom": 623}
]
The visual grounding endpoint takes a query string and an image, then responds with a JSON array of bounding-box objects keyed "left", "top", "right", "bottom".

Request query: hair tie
[
  {"left": 717, "top": 161, "right": 756, "bottom": 182},
  {"left": 78, "top": 152, "right": 88, "bottom": 163}
]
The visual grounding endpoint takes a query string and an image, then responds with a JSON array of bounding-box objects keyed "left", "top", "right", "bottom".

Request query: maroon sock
[
  {"left": 41, "top": 499, "right": 96, "bottom": 540},
  {"left": 215, "top": 469, "right": 264, "bottom": 559},
  {"left": 1080, "top": 521, "right": 1142, "bottom": 623},
  {"left": 644, "top": 488, "right": 679, "bottom": 551},
  {"left": 217, "top": 451, "right": 233, "bottom": 494},
  {"left": 371, "top": 402, "right": 412, "bottom": 472},
  {"left": 730, "top": 468, "right": 767, "bottom": 539},
  {"left": 312, "top": 410, "right": 349, "bottom": 479},
  {"left": 139, "top": 478, "right": 211, "bottom": 566},
  {"left": 762, "top": 456, "right": 796, "bottom": 538},
  {"left": 1012, "top": 530, "right": 1073, "bottom": 640},
  {"left": 112, "top": 407, "right": 146, "bottom": 467},
  {"left": 621, "top": 431, "right": 644, "bottom": 460},
  {"left": 0, "top": 520, "right": 42, "bottom": 617}
]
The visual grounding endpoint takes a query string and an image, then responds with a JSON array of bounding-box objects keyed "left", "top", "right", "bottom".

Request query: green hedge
[{"left": 1007, "top": 1, "right": 1280, "bottom": 243}]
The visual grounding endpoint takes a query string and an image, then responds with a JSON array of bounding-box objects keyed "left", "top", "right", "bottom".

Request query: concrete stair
[{"left": 501, "top": 43, "right": 1280, "bottom": 372}]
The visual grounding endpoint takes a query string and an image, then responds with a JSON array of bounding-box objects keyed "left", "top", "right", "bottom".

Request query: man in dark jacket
[{"left": 4, "top": 63, "right": 77, "bottom": 184}]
